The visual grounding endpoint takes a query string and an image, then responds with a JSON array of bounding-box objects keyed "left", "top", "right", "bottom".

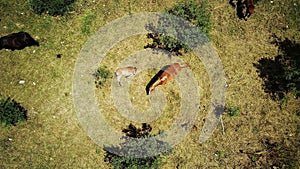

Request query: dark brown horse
[
  {"left": 245, "top": 0, "right": 255, "bottom": 18},
  {"left": 0, "top": 31, "right": 39, "bottom": 51},
  {"left": 230, "top": 0, "right": 255, "bottom": 20}
]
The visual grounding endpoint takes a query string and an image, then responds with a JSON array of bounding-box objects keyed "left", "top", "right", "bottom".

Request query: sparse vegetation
[
  {"left": 260, "top": 138, "right": 299, "bottom": 168},
  {"left": 284, "top": 0, "right": 300, "bottom": 29},
  {"left": 81, "top": 14, "right": 96, "bottom": 34},
  {"left": 0, "top": 97, "right": 27, "bottom": 128}
]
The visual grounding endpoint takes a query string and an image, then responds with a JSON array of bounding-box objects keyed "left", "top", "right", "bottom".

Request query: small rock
[{"left": 19, "top": 80, "right": 25, "bottom": 84}]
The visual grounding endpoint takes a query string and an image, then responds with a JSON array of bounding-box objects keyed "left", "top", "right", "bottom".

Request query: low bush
[
  {"left": 29, "top": 0, "right": 76, "bottom": 16},
  {"left": 0, "top": 97, "right": 27, "bottom": 128},
  {"left": 167, "top": 0, "right": 211, "bottom": 36},
  {"left": 104, "top": 123, "right": 171, "bottom": 169},
  {"left": 145, "top": 0, "right": 212, "bottom": 55},
  {"left": 225, "top": 103, "right": 240, "bottom": 117},
  {"left": 93, "top": 66, "right": 111, "bottom": 88}
]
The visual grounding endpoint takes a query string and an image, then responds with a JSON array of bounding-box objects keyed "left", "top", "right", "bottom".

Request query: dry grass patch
[{"left": 0, "top": 0, "right": 299, "bottom": 168}]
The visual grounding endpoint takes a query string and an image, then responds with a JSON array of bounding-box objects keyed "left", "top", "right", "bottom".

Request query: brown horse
[
  {"left": 146, "top": 62, "right": 189, "bottom": 95},
  {"left": 245, "top": 0, "right": 255, "bottom": 19}
]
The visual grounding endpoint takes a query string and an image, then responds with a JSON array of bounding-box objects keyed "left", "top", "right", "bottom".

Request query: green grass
[
  {"left": 81, "top": 13, "right": 97, "bottom": 34},
  {"left": 0, "top": 0, "right": 299, "bottom": 168}
]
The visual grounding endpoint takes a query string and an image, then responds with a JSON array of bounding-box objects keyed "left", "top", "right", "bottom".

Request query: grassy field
[{"left": 1, "top": 0, "right": 299, "bottom": 168}]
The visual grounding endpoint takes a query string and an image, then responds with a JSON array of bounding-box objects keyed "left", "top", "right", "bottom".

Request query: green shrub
[
  {"left": 29, "top": 0, "right": 76, "bottom": 16},
  {"left": 104, "top": 123, "right": 171, "bottom": 169},
  {"left": 0, "top": 97, "right": 27, "bottom": 128},
  {"left": 145, "top": 0, "right": 212, "bottom": 55},
  {"left": 275, "top": 38, "right": 300, "bottom": 98},
  {"left": 167, "top": 0, "right": 211, "bottom": 37},
  {"left": 225, "top": 103, "right": 240, "bottom": 117},
  {"left": 93, "top": 66, "right": 111, "bottom": 88},
  {"left": 215, "top": 151, "right": 223, "bottom": 157}
]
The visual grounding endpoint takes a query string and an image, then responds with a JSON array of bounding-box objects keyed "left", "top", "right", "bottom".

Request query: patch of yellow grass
[{"left": 0, "top": 0, "right": 299, "bottom": 168}]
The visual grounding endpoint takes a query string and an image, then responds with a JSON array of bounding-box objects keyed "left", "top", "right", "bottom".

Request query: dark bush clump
[
  {"left": 0, "top": 97, "right": 27, "bottom": 128},
  {"left": 93, "top": 66, "right": 111, "bottom": 88},
  {"left": 273, "top": 38, "right": 300, "bottom": 98},
  {"left": 254, "top": 36, "right": 300, "bottom": 100},
  {"left": 29, "top": 0, "right": 76, "bottom": 16},
  {"left": 104, "top": 123, "right": 171, "bottom": 169}
]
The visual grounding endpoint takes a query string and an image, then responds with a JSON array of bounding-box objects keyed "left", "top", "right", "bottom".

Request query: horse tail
[{"left": 181, "top": 62, "right": 190, "bottom": 68}]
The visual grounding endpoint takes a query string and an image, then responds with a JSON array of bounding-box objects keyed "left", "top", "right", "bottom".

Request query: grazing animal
[
  {"left": 146, "top": 62, "right": 189, "bottom": 95},
  {"left": 114, "top": 66, "right": 137, "bottom": 86},
  {"left": 0, "top": 31, "right": 39, "bottom": 51},
  {"left": 245, "top": 0, "right": 255, "bottom": 19}
]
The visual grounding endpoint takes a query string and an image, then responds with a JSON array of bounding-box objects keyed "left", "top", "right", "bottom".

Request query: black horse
[{"left": 0, "top": 31, "right": 39, "bottom": 51}]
